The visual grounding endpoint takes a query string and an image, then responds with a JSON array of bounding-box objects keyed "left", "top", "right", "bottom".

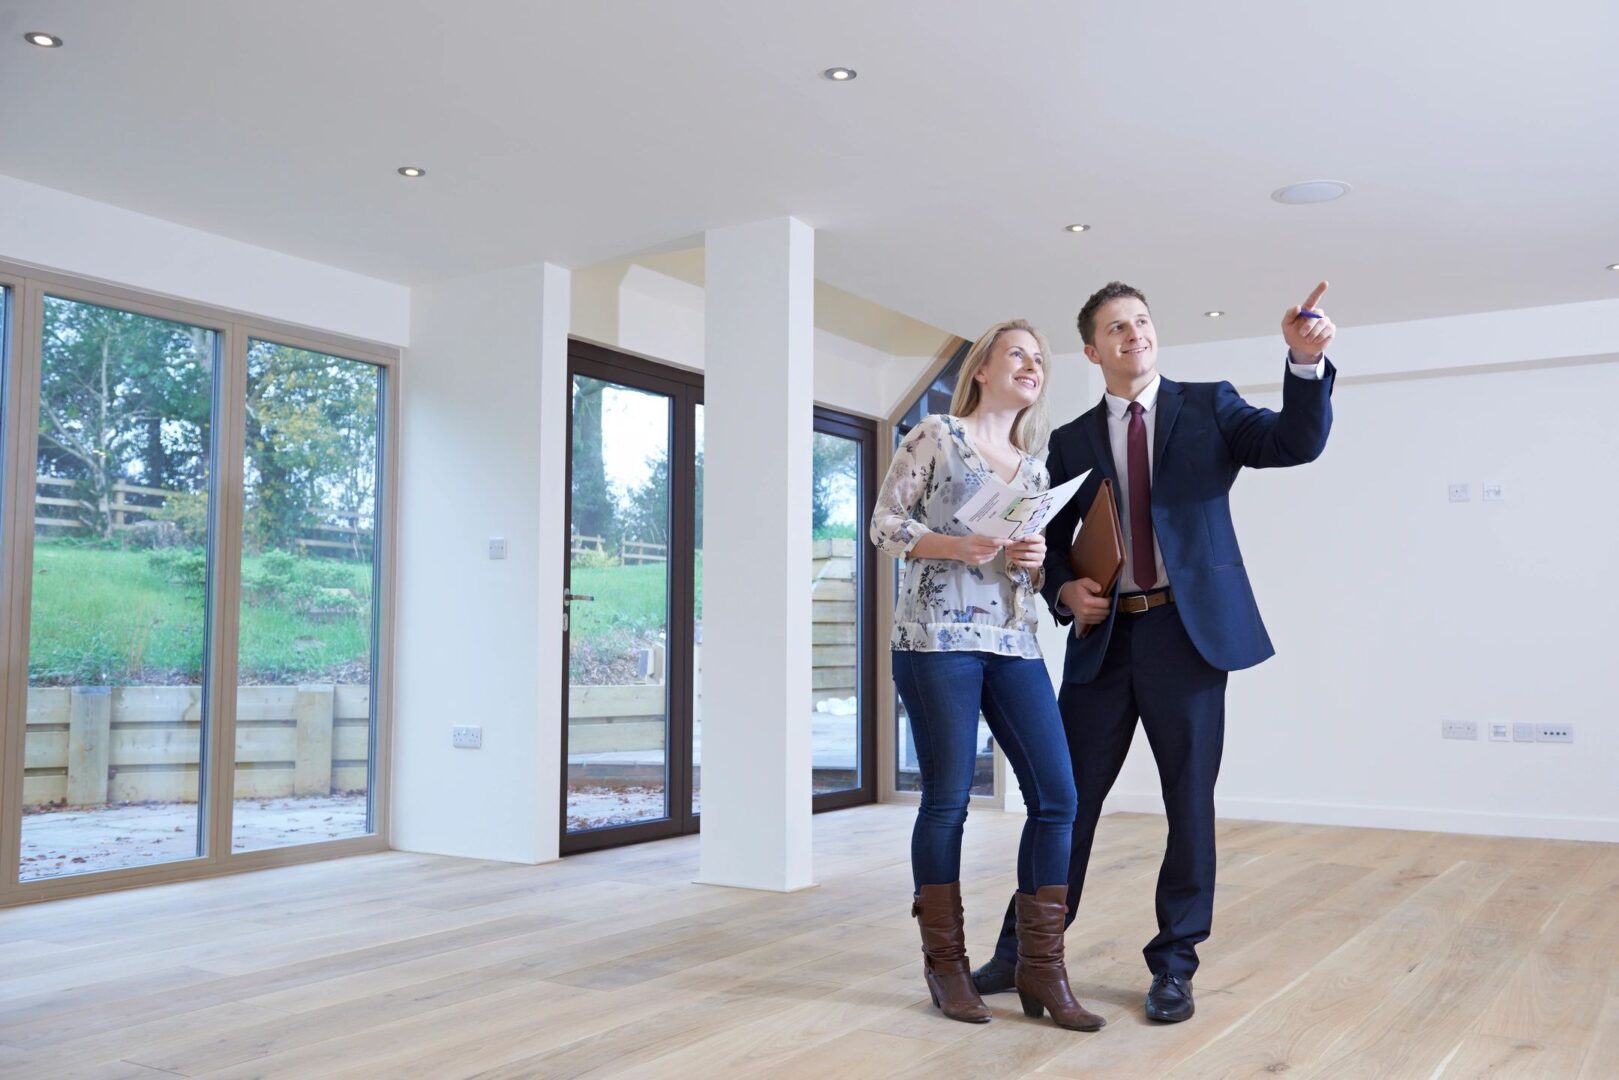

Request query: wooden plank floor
[{"left": 1, "top": 805, "right": 1614, "bottom": 1078}]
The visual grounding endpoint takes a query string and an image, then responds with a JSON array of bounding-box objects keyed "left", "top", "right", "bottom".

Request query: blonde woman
[{"left": 871, "top": 320, "right": 1104, "bottom": 1032}]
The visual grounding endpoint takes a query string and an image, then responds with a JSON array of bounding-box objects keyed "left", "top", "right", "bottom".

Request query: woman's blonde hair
[{"left": 948, "top": 318, "right": 1052, "bottom": 454}]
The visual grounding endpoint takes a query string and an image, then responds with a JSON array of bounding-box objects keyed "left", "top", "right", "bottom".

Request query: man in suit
[{"left": 973, "top": 280, "right": 1336, "bottom": 1022}]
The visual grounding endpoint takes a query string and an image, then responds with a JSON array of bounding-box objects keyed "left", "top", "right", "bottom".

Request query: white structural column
[
  {"left": 698, "top": 217, "right": 816, "bottom": 891},
  {"left": 394, "top": 261, "right": 570, "bottom": 864}
]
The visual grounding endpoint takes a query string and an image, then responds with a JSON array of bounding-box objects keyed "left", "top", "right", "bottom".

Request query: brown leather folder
[{"left": 1067, "top": 479, "right": 1124, "bottom": 638}]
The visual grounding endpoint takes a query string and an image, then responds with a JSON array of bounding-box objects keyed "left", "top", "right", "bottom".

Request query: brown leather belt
[{"left": 1117, "top": 588, "right": 1174, "bottom": 614}]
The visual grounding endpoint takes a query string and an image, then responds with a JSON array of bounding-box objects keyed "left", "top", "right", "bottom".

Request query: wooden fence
[
  {"left": 33, "top": 474, "right": 370, "bottom": 556},
  {"left": 570, "top": 533, "right": 668, "bottom": 566},
  {"left": 567, "top": 539, "right": 857, "bottom": 756},
  {"left": 22, "top": 684, "right": 370, "bottom": 809}
]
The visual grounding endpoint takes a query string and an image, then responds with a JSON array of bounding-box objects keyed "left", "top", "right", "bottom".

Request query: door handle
[{"left": 562, "top": 593, "right": 593, "bottom": 632}]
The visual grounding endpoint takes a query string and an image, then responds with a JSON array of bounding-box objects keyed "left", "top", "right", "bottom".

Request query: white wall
[
  {"left": 1096, "top": 301, "right": 1619, "bottom": 841},
  {"left": 0, "top": 173, "right": 409, "bottom": 345},
  {"left": 393, "top": 261, "right": 569, "bottom": 863}
]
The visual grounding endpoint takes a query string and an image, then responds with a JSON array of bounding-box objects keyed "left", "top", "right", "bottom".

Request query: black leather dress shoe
[
  {"left": 971, "top": 954, "right": 1017, "bottom": 995},
  {"left": 1146, "top": 973, "right": 1194, "bottom": 1022}
]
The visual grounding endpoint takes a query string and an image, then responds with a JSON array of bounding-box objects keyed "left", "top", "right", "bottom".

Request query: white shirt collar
[{"left": 1104, "top": 372, "right": 1162, "bottom": 420}]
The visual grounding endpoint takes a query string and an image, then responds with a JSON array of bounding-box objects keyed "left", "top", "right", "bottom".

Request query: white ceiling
[{"left": 2, "top": 0, "right": 1615, "bottom": 347}]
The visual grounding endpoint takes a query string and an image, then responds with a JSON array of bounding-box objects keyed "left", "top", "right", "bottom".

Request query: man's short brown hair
[{"left": 1077, "top": 282, "right": 1149, "bottom": 346}]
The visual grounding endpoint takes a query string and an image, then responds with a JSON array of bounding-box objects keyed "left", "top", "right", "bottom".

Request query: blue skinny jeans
[{"left": 892, "top": 649, "right": 1076, "bottom": 893}]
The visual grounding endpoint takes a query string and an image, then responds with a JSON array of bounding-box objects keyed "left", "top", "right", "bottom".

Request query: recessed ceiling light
[
  {"left": 1064, "top": 224, "right": 1090, "bottom": 233},
  {"left": 1608, "top": 263, "right": 1619, "bottom": 272},
  {"left": 397, "top": 166, "right": 426, "bottom": 178},
  {"left": 1204, "top": 310, "right": 1226, "bottom": 318},
  {"left": 24, "top": 32, "right": 63, "bottom": 48},
  {"left": 1271, "top": 180, "right": 1351, "bottom": 205},
  {"left": 822, "top": 67, "right": 857, "bottom": 81}
]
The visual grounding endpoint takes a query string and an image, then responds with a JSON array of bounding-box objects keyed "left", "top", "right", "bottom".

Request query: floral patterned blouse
[{"left": 870, "top": 414, "right": 1048, "bottom": 658}]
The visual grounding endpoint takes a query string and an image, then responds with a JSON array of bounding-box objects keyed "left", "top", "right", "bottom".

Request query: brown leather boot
[
  {"left": 1014, "top": 885, "right": 1106, "bottom": 1031},
  {"left": 912, "top": 882, "right": 992, "bottom": 1024}
]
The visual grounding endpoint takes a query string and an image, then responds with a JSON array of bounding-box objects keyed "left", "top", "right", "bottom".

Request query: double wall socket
[
  {"left": 452, "top": 725, "right": 483, "bottom": 749},
  {"left": 1441, "top": 720, "right": 1478, "bottom": 740},
  {"left": 1536, "top": 723, "right": 1573, "bottom": 743}
]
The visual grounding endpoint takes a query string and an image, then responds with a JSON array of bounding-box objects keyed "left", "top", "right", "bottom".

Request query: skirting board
[
  {"left": 1099, "top": 792, "right": 1619, "bottom": 844},
  {"left": 692, "top": 877, "right": 820, "bottom": 894}
]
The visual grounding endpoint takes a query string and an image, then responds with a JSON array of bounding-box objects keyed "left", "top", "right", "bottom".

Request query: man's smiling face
[{"left": 1084, "top": 296, "right": 1157, "bottom": 389}]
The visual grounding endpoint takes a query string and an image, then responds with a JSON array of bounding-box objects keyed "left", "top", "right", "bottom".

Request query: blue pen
[{"left": 1297, "top": 309, "right": 1323, "bottom": 319}]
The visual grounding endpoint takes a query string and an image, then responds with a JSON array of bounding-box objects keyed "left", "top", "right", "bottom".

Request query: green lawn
[
  {"left": 27, "top": 542, "right": 373, "bottom": 685},
  {"left": 568, "top": 552, "right": 703, "bottom": 650},
  {"left": 27, "top": 541, "right": 701, "bottom": 686}
]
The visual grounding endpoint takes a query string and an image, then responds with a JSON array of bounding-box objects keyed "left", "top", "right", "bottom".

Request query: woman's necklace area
[{"left": 959, "top": 419, "right": 1017, "bottom": 460}]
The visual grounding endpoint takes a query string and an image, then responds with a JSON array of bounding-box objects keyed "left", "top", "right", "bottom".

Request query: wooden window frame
[{"left": 0, "top": 257, "right": 400, "bottom": 908}]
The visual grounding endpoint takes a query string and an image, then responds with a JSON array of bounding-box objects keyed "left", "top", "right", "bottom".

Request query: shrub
[
  {"left": 240, "top": 550, "right": 364, "bottom": 617},
  {"left": 571, "top": 547, "right": 618, "bottom": 570},
  {"left": 146, "top": 547, "right": 208, "bottom": 590},
  {"left": 151, "top": 491, "right": 211, "bottom": 546}
]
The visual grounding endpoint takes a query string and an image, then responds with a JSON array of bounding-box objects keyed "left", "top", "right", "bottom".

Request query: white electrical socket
[
  {"left": 1512, "top": 721, "right": 1536, "bottom": 742},
  {"left": 1488, "top": 721, "right": 1511, "bottom": 742},
  {"left": 1448, "top": 482, "right": 1470, "bottom": 503},
  {"left": 452, "top": 725, "right": 483, "bottom": 749},
  {"left": 1441, "top": 720, "right": 1478, "bottom": 740},
  {"left": 488, "top": 537, "right": 507, "bottom": 560},
  {"left": 1535, "top": 723, "right": 1573, "bottom": 743},
  {"left": 1482, "top": 482, "right": 1504, "bottom": 503}
]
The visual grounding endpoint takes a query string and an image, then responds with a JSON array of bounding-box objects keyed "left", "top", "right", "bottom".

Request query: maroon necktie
[{"left": 1127, "top": 401, "right": 1156, "bottom": 591}]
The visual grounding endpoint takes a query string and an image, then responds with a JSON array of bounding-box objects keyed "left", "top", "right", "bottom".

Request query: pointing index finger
[{"left": 1301, "top": 280, "right": 1329, "bottom": 313}]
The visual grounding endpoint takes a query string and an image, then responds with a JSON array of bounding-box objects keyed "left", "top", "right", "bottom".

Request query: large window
[
  {"left": 561, "top": 346, "right": 877, "bottom": 853},
  {"left": 811, "top": 409, "right": 876, "bottom": 810},
  {"left": 563, "top": 345, "right": 700, "bottom": 853},
  {"left": 232, "top": 341, "right": 384, "bottom": 853},
  {"left": 20, "top": 296, "right": 219, "bottom": 881},
  {"left": 0, "top": 266, "right": 397, "bottom": 906}
]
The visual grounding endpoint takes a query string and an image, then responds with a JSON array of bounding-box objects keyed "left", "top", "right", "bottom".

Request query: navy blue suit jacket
[{"left": 1042, "top": 363, "right": 1336, "bottom": 684}]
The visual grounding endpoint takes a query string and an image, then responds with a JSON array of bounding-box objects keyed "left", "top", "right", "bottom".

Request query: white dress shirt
[{"left": 1100, "top": 356, "right": 1326, "bottom": 596}]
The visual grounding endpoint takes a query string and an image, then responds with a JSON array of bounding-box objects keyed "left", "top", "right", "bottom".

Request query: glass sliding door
[
  {"left": 19, "top": 296, "right": 218, "bottom": 881},
  {"left": 811, "top": 409, "right": 877, "bottom": 810},
  {"left": 562, "top": 344, "right": 699, "bottom": 853},
  {"left": 232, "top": 340, "right": 384, "bottom": 852}
]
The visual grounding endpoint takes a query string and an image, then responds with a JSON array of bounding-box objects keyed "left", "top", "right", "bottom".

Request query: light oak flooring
[{"left": 1, "top": 804, "right": 1615, "bottom": 1078}]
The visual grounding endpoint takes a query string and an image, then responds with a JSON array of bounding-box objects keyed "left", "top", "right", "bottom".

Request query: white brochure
[{"left": 953, "top": 469, "right": 1090, "bottom": 541}]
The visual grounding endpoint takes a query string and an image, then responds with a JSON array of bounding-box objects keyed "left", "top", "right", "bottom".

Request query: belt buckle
[{"left": 1121, "top": 593, "right": 1146, "bottom": 614}]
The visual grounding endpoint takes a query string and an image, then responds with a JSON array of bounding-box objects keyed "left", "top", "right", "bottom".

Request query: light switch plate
[{"left": 488, "top": 537, "right": 507, "bottom": 560}]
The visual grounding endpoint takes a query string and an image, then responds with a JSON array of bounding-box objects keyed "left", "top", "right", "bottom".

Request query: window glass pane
[
  {"left": 812, "top": 431, "right": 862, "bottom": 795},
  {"left": 567, "top": 375, "right": 672, "bottom": 832},
  {"left": 896, "top": 340, "right": 971, "bottom": 438},
  {"left": 232, "top": 341, "right": 383, "bottom": 852},
  {"left": 21, "top": 296, "right": 215, "bottom": 881}
]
